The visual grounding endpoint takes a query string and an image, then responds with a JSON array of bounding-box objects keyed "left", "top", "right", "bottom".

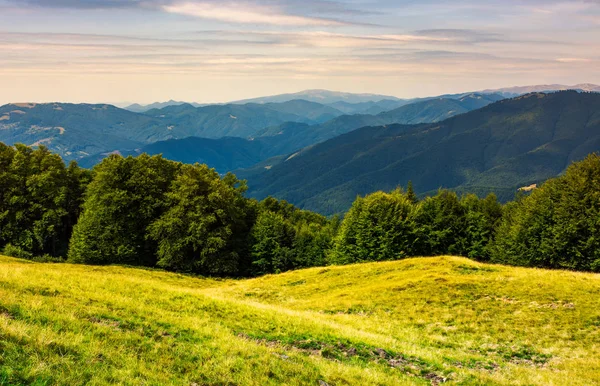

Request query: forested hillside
[
  {"left": 1, "top": 141, "right": 599, "bottom": 275},
  {"left": 243, "top": 91, "right": 600, "bottom": 214},
  {"left": 77, "top": 136, "right": 284, "bottom": 173},
  {"left": 0, "top": 101, "right": 344, "bottom": 162},
  {"left": 0, "top": 93, "right": 504, "bottom": 169}
]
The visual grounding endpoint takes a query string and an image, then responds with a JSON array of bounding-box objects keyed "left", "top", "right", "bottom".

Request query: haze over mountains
[
  {"left": 1, "top": 84, "right": 599, "bottom": 215},
  {"left": 0, "top": 89, "right": 507, "bottom": 163},
  {"left": 125, "top": 100, "right": 204, "bottom": 113},
  {"left": 122, "top": 84, "right": 600, "bottom": 113},
  {"left": 480, "top": 83, "right": 600, "bottom": 97}
]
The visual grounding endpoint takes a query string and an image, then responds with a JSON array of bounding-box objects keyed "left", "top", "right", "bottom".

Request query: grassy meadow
[{"left": 0, "top": 254, "right": 599, "bottom": 385}]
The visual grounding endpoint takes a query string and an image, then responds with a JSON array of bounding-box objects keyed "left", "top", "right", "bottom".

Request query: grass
[{"left": 0, "top": 255, "right": 599, "bottom": 385}]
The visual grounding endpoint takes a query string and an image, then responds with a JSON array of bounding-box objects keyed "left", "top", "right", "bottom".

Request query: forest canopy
[{"left": 1, "top": 142, "right": 599, "bottom": 275}]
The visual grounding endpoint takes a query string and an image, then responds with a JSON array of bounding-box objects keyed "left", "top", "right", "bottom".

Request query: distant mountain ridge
[
  {"left": 79, "top": 93, "right": 505, "bottom": 169},
  {"left": 0, "top": 92, "right": 501, "bottom": 164},
  {"left": 480, "top": 83, "right": 600, "bottom": 96},
  {"left": 125, "top": 100, "right": 204, "bottom": 113},
  {"left": 232, "top": 89, "right": 402, "bottom": 105},
  {"left": 251, "top": 93, "right": 505, "bottom": 156},
  {"left": 0, "top": 100, "right": 345, "bottom": 161},
  {"left": 240, "top": 91, "right": 600, "bottom": 215},
  {"left": 120, "top": 84, "right": 600, "bottom": 114}
]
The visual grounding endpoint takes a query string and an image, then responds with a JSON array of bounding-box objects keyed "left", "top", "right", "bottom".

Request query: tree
[
  {"left": 406, "top": 181, "right": 418, "bottom": 204},
  {"left": 249, "top": 198, "right": 337, "bottom": 275},
  {"left": 461, "top": 193, "right": 503, "bottom": 261},
  {"left": 68, "top": 154, "right": 180, "bottom": 265},
  {"left": 331, "top": 190, "right": 417, "bottom": 264},
  {"left": 0, "top": 144, "right": 90, "bottom": 257},
  {"left": 249, "top": 210, "right": 296, "bottom": 275},
  {"left": 491, "top": 154, "right": 600, "bottom": 271},
  {"left": 412, "top": 190, "right": 467, "bottom": 256},
  {"left": 148, "top": 165, "right": 254, "bottom": 275}
]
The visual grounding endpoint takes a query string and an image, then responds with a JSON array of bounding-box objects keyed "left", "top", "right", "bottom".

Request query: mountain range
[
  {"left": 251, "top": 93, "right": 506, "bottom": 156},
  {"left": 123, "top": 84, "right": 600, "bottom": 114},
  {"left": 231, "top": 89, "right": 402, "bottom": 105},
  {"left": 124, "top": 100, "right": 204, "bottom": 113},
  {"left": 0, "top": 92, "right": 504, "bottom": 163},
  {"left": 479, "top": 83, "right": 600, "bottom": 97},
  {"left": 240, "top": 91, "right": 600, "bottom": 215},
  {"left": 0, "top": 100, "right": 346, "bottom": 161},
  {"left": 2, "top": 86, "right": 599, "bottom": 216},
  {"left": 74, "top": 93, "right": 504, "bottom": 170}
]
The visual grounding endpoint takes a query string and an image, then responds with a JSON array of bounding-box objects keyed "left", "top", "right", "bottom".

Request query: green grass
[{"left": 1, "top": 255, "right": 599, "bottom": 385}]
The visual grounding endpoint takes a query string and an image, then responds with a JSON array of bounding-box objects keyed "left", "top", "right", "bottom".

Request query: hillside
[
  {"left": 76, "top": 94, "right": 503, "bottom": 169},
  {"left": 0, "top": 103, "right": 154, "bottom": 160},
  {"left": 77, "top": 136, "right": 284, "bottom": 173},
  {"left": 242, "top": 91, "right": 600, "bottom": 214},
  {"left": 252, "top": 93, "right": 505, "bottom": 158},
  {"left": 0, "top": 101, "right": 343, "bottom": 161},
  {"left": 143, "top": 100, "right": 344, "bottom": 139},
  {"left": 1, "top": 255, "right": 598, "bottom": 385},
  {"left": 378, "top": 93, "right": 505, "bottom": 125},
  {"left": 327, "top": 99, "right": 408, "bottom": 115}
]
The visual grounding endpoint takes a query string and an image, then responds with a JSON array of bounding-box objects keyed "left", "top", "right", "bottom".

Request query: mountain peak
[{"left": 232, "top": 90, "right": 403, "bottom": 105}]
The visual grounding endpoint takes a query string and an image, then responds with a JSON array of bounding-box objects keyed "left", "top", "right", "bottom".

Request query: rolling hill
[
  {"left": 73, "top": 94, "right": 504, "bottom": 169},
  {"left": 1, "top": 254, "right": 598, "bottom": 385},
  {"left": 143, "top": 100, "right": 344, "bottom": 139},
  {"left": 0, "top": 100, "right": 344, "bottom": 161},
  {"left": 0, "top": 103, "right": 154, "bottom": 160},
  {"left": 77, "top": 136, "right": 284, "bottom": 173},
  {"left": 242, "top": 91, "right": 600, "bottom": 215},
  {"left": 251, "top": 93, "right": 506, "bottom": 157}
]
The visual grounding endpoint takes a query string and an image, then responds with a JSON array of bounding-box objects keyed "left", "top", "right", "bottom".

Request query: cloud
[
  {"left": 7, "top": 0, "right": 147, "bottom": 8},
  {"left": 162, "top": 2, "right": 345, "bottom": 26},
  {"left": 7, "top": 0, "right": 364, "bottom": 25},
  {"left": 556, "top": 57, "right": 592, "bottom": 63},
  {"left": 414, "top": 29, "right": 504, "bottom": 43}
]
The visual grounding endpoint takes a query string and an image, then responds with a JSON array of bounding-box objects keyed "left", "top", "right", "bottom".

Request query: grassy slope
[{"left": 0, "top": 255, "right": 599, "bottom": 386}]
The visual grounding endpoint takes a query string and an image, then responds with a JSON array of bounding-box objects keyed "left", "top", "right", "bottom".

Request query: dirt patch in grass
[
  {"left": 237, "top": 333, "right": 449, "bottom": 384},
  {"left": 475, "top": 344, "right": 552, "bottom": 367}
]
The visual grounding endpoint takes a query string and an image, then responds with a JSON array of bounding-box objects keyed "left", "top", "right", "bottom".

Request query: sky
[{"left": 0, "top": 0, "right": 599, "bottom": 105}]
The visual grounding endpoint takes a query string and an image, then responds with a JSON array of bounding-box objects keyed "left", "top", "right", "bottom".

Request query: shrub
[{"left": 3, "top": 244, "right": 33, "bottom": 260}]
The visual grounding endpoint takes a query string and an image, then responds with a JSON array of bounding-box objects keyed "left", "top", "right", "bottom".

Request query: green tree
[
  {"left": 406, "top": 181, "right": 418, "bottom": 204},
  {"left": 492, "top": 154, "right": 600, "bottom": 271},
  {"left": 249, "top": 210, "right": 296, "bottom": 275},
  {"left": 412, "top": 190, "right": 467, "bottom": 256},
  {"left": 249, "top": 198, "right": 337, "bottom": 275},
  {"left": 331, "top": 190, "right": 417, "bottom": 264},
  {"left": 0, "top": 144, "right": 89, "bottom": 257},
  {"left": 68, "top": 154, "right": 180, "bottom": 265},
  {"left": 461, "top": 193, "right": 503, "bottom": 261},
  {"left": 148, "top": 165, "right": 254, "bottom": 275}
]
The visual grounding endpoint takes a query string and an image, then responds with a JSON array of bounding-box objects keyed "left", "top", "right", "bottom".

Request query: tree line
[{"left": 1, "top": 142, "right": 599, "bottom": 274}]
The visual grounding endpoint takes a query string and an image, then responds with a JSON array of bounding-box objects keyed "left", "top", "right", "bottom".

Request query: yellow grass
[{"left": 0, "top": 255, "right": 599, "bottom": 385}]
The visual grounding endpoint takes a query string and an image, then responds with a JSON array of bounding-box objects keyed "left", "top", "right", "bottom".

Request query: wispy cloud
[
  {"left": 556, "top": 57, "right": 593, "bottom": 63},
  {"left": 0, "top": 0, "right": 598, "bottom": 103},
  {"left": 6, "top": 0, "right": 147, "bottom": 9},
  {"left": 162, "top": 2, "right": 345, "bottom": 26}
]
